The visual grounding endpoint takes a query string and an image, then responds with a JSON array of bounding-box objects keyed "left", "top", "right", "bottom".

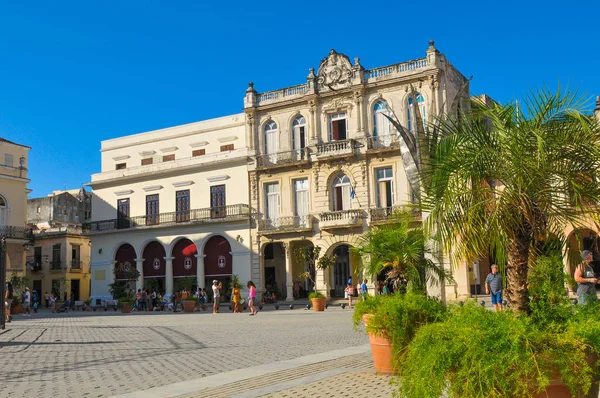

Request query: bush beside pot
[{"left": 308, "top": 292, "right": 326, "bottom": 311}]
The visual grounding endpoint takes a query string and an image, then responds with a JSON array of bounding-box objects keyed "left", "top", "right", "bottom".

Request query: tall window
[
  {"left": 0, "top": 195, "right": 6, "bottom": 227},
  {"left": 329, "top": 112, "right": 347, "bottom": 141},
  {"left": 71, "top": 244, "right": 81, "bottom": 269},
  {"left": 373, "top": 101, "right": 391, "bottom": 136},
  {"left": 376, "top": 167, "right": 394, "bottom": 208},
  {"left": 264, "top": 121, "right": 279, "bottom": 162},
  {"left": 332, "top": 174, "right": 351, "bottom": 211},
  {"left": 176, "top": 190, "right": 190, "bottom": 222},
  {"left": 210, "top": 185, "right": 226, "bottom": 218},
  {"left": 146, "top": 194, "right": 159, "bottom": 225},
  {"left": 265, "top": 183, "right": 280, "bottom": 224},
  {"left": 117, "top": 198, "right": 130, "bottom": 229},
  {"left": 4, "top": 154, "right": 13, "bottom": 167},
  {"left": 52, "top": 244, "right": 61, "bottom": 269},
  {"left": 407, "top": 93, "right": 426, "bottom": 133},
  {"left": 292, "top": 116, "right": 307, "bottom": 152},
  {"left": 294, "top": 178, "right": 309, "bottom": 224}
]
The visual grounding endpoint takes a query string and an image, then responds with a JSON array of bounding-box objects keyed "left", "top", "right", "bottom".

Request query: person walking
[
  {"left": 151, "top": 289, "right": 157, "bottom": 309},
  {"left": 23, "top": 287, "right": 31, "bottom": 316},
  {"left": 141, "top": 289, "right": 148, "bottom": 311},
  {"left": 5, "top": 282, "right": 13, "bottom": 322},
  {"left": 232, "top": 283, "right": 241, "bottom": 313},
  {"left": 574, "top": 250, "right": 599, "bottom": 305},
  {"left": 485, "top": 264, "right": 504, "bottom": 312},
  {"left": 44, "top": 291, "right": 49, "bottom": 308},
  {"left": 247, "top": 281, "right": 257, "bottom": 316},
  {"left": 345, "top": 282, "right": 354, "bottom": 308},
  {"left": 49, "top": 292, "right": 57, "bottom": 313},
  {"left": 361, "top": 279, "right": 368, "bottom": 301},
  {"left": 136, "top": 289, "right": 143, "bottom": 311},
  {"left": 212, "top": 280, "right": 220, "bottom": 314}
]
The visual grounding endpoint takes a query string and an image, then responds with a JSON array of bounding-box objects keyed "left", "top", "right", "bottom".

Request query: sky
[{"left": 0, "top": 1, "right": 599, "bottom": 197}]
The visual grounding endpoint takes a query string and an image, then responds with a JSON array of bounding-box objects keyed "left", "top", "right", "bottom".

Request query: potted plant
[
  {"left": 9, "top": 273, "right": 29, "bottom": 315},
  {"left": 295, "top": 245, "right": 336, "bottom": 311},
  {"left": 118, "top": 297, "right": 134, "bottom": 313},
  {"left": 109, "top": 264, "right": 139, "bottom": 313},
  {"left": 353, "top": 292, "right": 446, "bottom": 374},
  {"left": 397, "top": 255, "right": 600, "bottom": 397}
]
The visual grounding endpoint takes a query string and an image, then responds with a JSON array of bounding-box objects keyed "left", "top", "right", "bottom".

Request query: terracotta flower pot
[
  {"left": 11, "top": 304, "right": 24, "bottom": 314},
  {"left": 183, "top": 300, "right": 195, "bottom": 313},
  {"left": 311, "top": 297, "right": 326, "bottom": 311},
  {"left": 363, "top": 314, "right": 396, "bottom": 375},
  {"left": 121, "top": 302, "right": 131, "bottom": 313}
]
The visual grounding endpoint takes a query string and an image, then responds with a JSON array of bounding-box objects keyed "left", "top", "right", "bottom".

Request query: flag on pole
[{"left": 350, "top": 186, "right": 356, "bottom": 200}]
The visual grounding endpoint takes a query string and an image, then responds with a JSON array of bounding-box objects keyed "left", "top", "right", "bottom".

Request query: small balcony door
[
  {"left": 176, "top": 190, "right": 190, "bottom": 222},
  {"left": 210, "top": 185, "right": 226, "bottom": 218},
  {"left": 292, "top": 116, "right": 307, "bottom": 160},
  {"left": 146, "top": 194, "right": 159, "bottom": 225},
  {"left": 265, "top": 182, "right": 280, "bottom": 227},
  {"left": 264, "top": 122, "right": 279, "bottom": 163},
  {"left": 376, "top": 167, "right": 394, "bottom": 208},
  {"left": 0, "top": 195, "right": 7, "bottom": 228},
  {"left": 332, "top": 175, "right": 351, "bottom": 211},
  {"left": 117, "top": 198, "right": 130, "bottom": 229},
  {"left": 294, "top": 179, "right": 309, "bottom": 226}
]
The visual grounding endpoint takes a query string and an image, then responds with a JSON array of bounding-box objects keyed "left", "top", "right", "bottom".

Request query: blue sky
[{"left": 1, "top": 1, "right": 598, "bottom": 197}]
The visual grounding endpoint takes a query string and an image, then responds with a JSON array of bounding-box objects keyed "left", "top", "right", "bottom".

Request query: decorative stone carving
[
  {"left": 317, "top": 49, "right": 354, "bottom": 91},
  {"left": 322, "top": 96, "right": 353, "bottom": 113},
  {"left": 250, "top": 173, "right": 258, "bottom": 201},
  {"left": 313, "top": 164, "right": 320, "bottom": 191}
]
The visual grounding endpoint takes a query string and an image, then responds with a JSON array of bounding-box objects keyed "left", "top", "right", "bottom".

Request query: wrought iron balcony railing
[
  {"left": 50, "top": 261, "right": 62, "bottom": 270},
  {"left": 84, "top": 203, "right": 250, "bottom": 233},
  {"left": 0, "top": 225, "right": 34, "bottom": 241},
  {"left": 71, "top": 259, "right": 81, "bottom": 269},
  {"left": 256, "top": 148, "right": 310, "bottom": 169},
  {"left": 369, "top": 206, "right": 403, "bottom": 223},
  {"left": 257, "top": 215, "right": 313, "bottom": 233}
]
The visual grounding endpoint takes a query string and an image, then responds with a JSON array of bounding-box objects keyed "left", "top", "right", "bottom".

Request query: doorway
[
  {"left": 332, "top": 245, "right": 351, "bottom": 297},
  {"left": 33, "top": 280, "right": 42, "bottom": 305},
  {"left": 71, "top": 279, "right": 80, "bottom": 301}
]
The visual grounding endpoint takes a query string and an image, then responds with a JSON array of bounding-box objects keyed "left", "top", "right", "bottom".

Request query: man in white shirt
[
  {"left": 23, "top": 287, "right": 31, "bottom": 316},
  {"left": 212, "top": 280, "right": 220, "bottom": 314}
]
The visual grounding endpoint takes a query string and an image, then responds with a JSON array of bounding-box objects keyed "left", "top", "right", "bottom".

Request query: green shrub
[
  {"left": 398, "top": 302, "right": 600, "bottom": 398},
  {"left": 528, "top": 255, "right": 573, "bottom": 327},
  {"left": 308, "top": 291, "right": 325, "bottom": 299}
]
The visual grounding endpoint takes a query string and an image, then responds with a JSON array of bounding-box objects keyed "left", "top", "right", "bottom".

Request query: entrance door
[
  {"left": 33, "top": 280, "right": 42, "bottom": 305},
  {"left": 333, "top": 245, "right": 351, "bottom": 297},
  {"left": 71, "top": 280, "right": 80, "bottom": 301}
]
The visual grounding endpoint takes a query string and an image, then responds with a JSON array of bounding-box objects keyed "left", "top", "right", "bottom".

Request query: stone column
[
  {"left": 309, "top": 99, "right": 319, "bottom": 145},
  {"left": 164, "top": 256, "right": 174, "bottom": 298},
  {"left": 135, "top": 258, "right": 144, "bottom": 291},
  {"left": 195, "top": 254, "right": 205, "bottom": 289},
  {"left": 283, "top": 242, "right": 294, "bottom": 301}
]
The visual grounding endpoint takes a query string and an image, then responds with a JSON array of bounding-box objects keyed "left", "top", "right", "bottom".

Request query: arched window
[
  {"left": 292, "top": 116, "right": 307, "bottom": 153},
  {"left": 0, "top": 195, "right": 7, "bottom": 227},
  {"left": 332, "top": 174, "right": 351, "bottom": 211},
  {"left": 407, "top": 94, "right": 426, "bottom": 133},
  {"left": 373, "top": 101, "right": 391, "bottom": 147},
  {"left": 264, "top": 121, "right": 279, "bottom": 162}
]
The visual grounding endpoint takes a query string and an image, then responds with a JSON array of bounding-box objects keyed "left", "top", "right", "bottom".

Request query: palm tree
[
  {"left": 421, "top": 88, "right": 600, "bottom": 313},
  {"left": 355, "top": 209, "right": 451, "bottom": 293}
]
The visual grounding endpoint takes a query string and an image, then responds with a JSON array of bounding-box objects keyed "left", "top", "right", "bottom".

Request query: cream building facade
[
  {"left": 0, "top": 137, "right": 33, "bottom": 277},
  {"left": 87, "top": 114, "right": 252, "bottom": 299},
  {"left": 244, "top": 41, "right": 470, "bottom": 301}
]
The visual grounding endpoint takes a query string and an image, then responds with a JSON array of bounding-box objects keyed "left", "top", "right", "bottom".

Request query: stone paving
[{"left": 0, "top": 306, "right": 396, "bottom": 398}]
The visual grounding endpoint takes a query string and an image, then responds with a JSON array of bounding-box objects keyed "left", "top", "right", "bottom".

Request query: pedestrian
[
  {"left": 5, "top": 282, "right": 13, "bottom": 322},
  {"left": 574, "top": 250, "right": 598, "bottom": 305},
  {"left": 141, "top": 289, "right": 148, "bottom": 311},
  {"left": 44, "top": 291, "right": 49, "bottom": 308},
  {"left": 23, "top": 287, "right": 31, "bottom": 315},
  {"left": 136, "top": 289, "right": 143, "bottom": 311},
  {"left": 293, "top": 281, "right": 300, "bottom": 300},
  {"left": 485, "top": 264, "right": 504, "bottom": 312},
  {"left": 232, "top": 283, "right": 241, "bottom": 313},
  {"left": 212, "top": 280, "right": 220, "bottom": 314},
  {"left": 151, "top": 289, "right": 157, "bottom": 309},
  {"left": 361, "top": 279, "right": 368, "bottom": 301},
  {"left": 49, "top": 293, "right": 57, "bottom": 313},
  {"left": 200, "top": 288, "right": 207, "bottom": 311},
  {"left": 345, "top": 282, "right": 354, "bottom": 308},
  {"left": 247, "top": 280, "right": 257, "bottom": 316},
  {"left": 33, "top": 290, "right": 39, "bottom": 313}
]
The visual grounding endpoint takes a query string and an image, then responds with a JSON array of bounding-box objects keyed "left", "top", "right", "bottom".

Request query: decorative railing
[
  {"left": 256, "top": 148, "right": 310, "bottom": 168},
  {"left": 316, "top": 140, "right": 356, "bottom": 158},
  {"left": 364, "top": 58, "right": 428, "bottom": 82},
  {"left": 366, "top": 134, "right": 400, "bottom": 151},
  {"left": 51, "top": 261, "right": 62, "bottom": 270},
  {"left": 71, "top": 259, "right": 82, "bottom": 269},
  {"left": 84, "top": 203, "right": 251, "bottom": 233},
  {"left": 258, "top": 215, "right": 312, "bottom": 233},
  {"left": 257, "top": 83, "right": 309, "bottom": 104},
  {"left": 369, "top": 206, "right": 403, "bottom": 222},
  {"left": 320, "top": 209, "right": 364, "bottom": 222},
  {"left": 0, "top": 225, "right": 34, "bottom": 241}
]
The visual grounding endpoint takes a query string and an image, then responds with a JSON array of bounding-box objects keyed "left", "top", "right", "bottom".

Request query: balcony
[
  {"left": 256, "top": 148, "right": 310, "bottom": 170},
  {"left": 70, "top": 259, "right": 82, "bottom": 270},
  {"left": 366, "top": 134, "right": 400, "bottom": 153},
  {"left": 50, "top": 261, "right": 62, "bottom": 270},
  {"left": 84, "top": 203, "right": 250, "bottom": 233},
  {"left": 318, "top": 209, "right": 364, "bottom": 229},
  {"left": 0, "top": 225, "right": 34, "bottom": 241},
  {"left": 369, "top": 206, "right": 403, "bottom": 224},
  {"left": 258, "top": 215, "right": 313, "bottom": 235},
  {"left": 316, "top": 140, "right": 356, "bottom": 159}
]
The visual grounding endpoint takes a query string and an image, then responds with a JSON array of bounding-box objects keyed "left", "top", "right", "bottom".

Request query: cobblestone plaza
[{"left": 0, "top": 308, "right": 396, "bottom": 397}]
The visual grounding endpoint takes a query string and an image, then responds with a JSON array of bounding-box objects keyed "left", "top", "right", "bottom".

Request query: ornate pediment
[{"left": 317, "top": 49, "right": 354, "bottom": 91}]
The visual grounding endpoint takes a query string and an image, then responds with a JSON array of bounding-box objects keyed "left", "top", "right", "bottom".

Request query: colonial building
[
  {"left": 87, "top": 115, "right": 252, "bottom": 300},
  {"left": 244, "top": 41, "right": 470, "bottom": 300},
  {"left": 26, "top": 188, "right": 92, "bottom": 301},
  {"left": 0, "top": 137, "right": 33, "bottom": 277}
]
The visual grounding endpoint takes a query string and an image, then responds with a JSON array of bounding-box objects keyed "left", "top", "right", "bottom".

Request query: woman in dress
[
  {"left": 247, "top": 281, "right": 257, "bottom": 316},
  {"left": 232, "top": 283, "right": 241, "bottom": 313}
]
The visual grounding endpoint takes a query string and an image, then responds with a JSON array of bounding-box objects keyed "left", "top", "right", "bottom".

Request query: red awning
[{"left": 182, "top": 243, "right": 197, "bottom": 256}]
